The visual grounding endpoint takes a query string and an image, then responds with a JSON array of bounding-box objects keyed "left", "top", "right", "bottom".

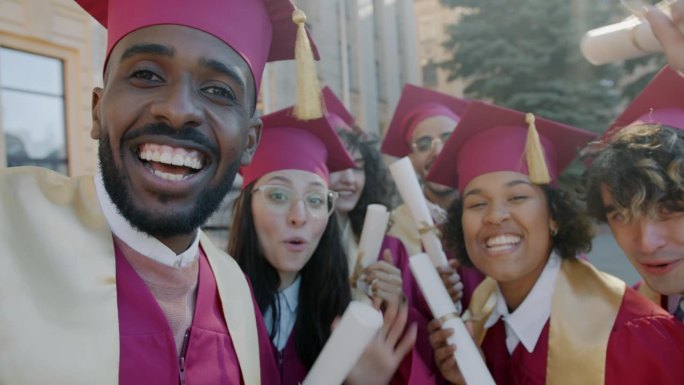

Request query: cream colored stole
[
  {"left": 0, "top": 167, "right": 260, "bottom": 384},
  {"left": 465, "top": 258, "right": 625, "bottom": 384}
]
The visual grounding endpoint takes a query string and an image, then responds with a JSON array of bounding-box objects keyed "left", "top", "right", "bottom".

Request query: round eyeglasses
[
  {"left": 411, "top": 132, "right": 452, "bottom": 153},
  {"left": 252, "top": 185, "right": 339, "bottom": 219}
]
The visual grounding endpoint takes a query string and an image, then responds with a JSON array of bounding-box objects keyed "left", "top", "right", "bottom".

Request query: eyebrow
[
  {"left": 199, "top": 58, "right": 246, "bottom": 95},
  {"left": 463, "top": 179, "right": 533, "bottom": 198},
  {"left": 120, "top": 43, "right": 175, "bottom": 62}
]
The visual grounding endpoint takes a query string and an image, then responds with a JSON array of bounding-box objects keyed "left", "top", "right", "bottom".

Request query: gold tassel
[
  {"left": 525, "top": 113, "right": 551, "bottom": 184},
  {"left": 292, "top": 9, "right": 323, "bottom": 120}
]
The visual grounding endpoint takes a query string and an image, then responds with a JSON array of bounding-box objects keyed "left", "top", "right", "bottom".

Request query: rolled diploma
[
  {"left": 580, "top": 17, "right": 662, "bottom": 65},
  {"left": 409, "top": 253, "right": 495, "bottom": 385},
  {"left": 389, "top": 157, "right": 447, "bottom": 266},
  {"left": 302, "top": 301, "right": 383, "bottom": 385},
  {"left": 357, "top": 204, "right": 390, "bottom": 268}
]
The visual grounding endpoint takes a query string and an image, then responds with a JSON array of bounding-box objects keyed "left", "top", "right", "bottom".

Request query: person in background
[
  {"left": 230, "top": 106, "right": 433, "bottom": 385},
  {"left": 380, "top": 85, "right": 484, "bottom": 312},
  {"left": 582, "top": 66, "right": 684, "bottom": 320},
  {"left": 427, "top": 100, "right": 684, "bottom": 384}
]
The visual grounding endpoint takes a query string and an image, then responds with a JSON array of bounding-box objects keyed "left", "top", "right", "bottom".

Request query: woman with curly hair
[
  {"left": 426, "top": 101, "right": 684, "bottom": 385},
  {"left": 229, "top": 105, "right": 433, "bottom": 385}
]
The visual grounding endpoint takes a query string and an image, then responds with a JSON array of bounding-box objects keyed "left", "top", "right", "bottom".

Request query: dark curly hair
[
  {"left": 582, "top": 124, "right": 684, "bottom": 222},
  {"left": 336, "top": 128, "right": 396, "bottom": 239},
  {"left": 229, "top": 183, "right": 351, "bottom": 368},
  {"left": 442, "top": 185, "right": 594, "bottom": 267}
]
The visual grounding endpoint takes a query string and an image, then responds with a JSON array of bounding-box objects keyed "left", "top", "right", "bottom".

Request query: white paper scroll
[
  {"left": 580, "top": 16, "right": 663, "bottom": 65},
  {"left": 389, "top": 157, "right": 448, "bottom": 267},
  {"left": 302, "top": 301, "right": 382, "bottom": 385},
  {"left": 409, "top": 254, "right": 495, "bottom": 385},
  {"left": 357, "top": 204, "right": 391, "bottom": 268}
]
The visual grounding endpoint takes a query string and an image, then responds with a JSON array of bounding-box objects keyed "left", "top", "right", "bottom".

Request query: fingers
[
  {"left": 428, "top": 318, "right": 443, "bottom": 334},
  {"left": 384, "top": 302, "right": 409, "bottom": 347},
  {"left": 381, "top": 298, "right": 399, "bottom": 336},
  {"left": 382, "top": 248, "right": 393, "bottom": 264},
  {"left": 428, "top": 322, "right": 455, "bottom": 351},
  {"left": 434, "top": 344, "right": 457, "bottom": 367},
  {"left": 447, "top": 258, "right": 461, "bottom": 269},
  {"left": 393, "top": 322, "right": 417, "bottom": 359}
]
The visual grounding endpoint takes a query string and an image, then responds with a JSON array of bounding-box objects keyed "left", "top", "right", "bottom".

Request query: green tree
[{"left": 438, "top": 0, "right": 666, "bottom": 183}]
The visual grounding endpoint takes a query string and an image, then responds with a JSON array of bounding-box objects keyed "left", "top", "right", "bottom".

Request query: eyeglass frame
[
  {"left": 251, "top": 184, "right": 339, "bottom": 219},
  {"left": 411, "top": 131, "right": 452, "bottom": 153}
]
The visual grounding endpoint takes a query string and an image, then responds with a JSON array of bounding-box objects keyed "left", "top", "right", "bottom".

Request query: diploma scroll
[
  {"left": 580, "top": 16, "right": 663, "bottom": 65},
  {"left": 389, "top": 157, "right": 448, "bottom": 266},
  {"left": 302, "top": 301, "right": 383, "bottom": 385},
  {"left": 357, "top": 204, "right": 391, "bottom": 268},
  {"left": 409, "top": 254, "right": 495, "bottom": 385}
]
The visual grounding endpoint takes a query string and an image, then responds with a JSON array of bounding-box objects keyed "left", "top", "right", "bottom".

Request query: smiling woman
[{"left": 425, "top": 100, "right": 684, "bottom": 385}]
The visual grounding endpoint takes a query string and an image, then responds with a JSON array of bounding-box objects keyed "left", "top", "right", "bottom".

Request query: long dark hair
[
  {"left": 229, "top": 182, "right": 351, "bottom": 368},
  {"left": 337, "top": 129, "right": 396, "bottom": 239}
]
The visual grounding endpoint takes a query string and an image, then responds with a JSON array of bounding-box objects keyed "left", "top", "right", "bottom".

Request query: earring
[{"left": 550, "top": 228, "right": 558, "bottom": 237}]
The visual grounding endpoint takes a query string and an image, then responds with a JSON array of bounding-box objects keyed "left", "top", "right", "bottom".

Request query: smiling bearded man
[{"left": 0, "top": 0, "right": 320, "bottom": 384}]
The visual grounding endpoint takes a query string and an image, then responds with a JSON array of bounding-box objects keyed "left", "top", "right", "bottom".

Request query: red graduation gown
[
  {"left": 481, "top": 288, "right": 684, "bottom": 385},
  {"left": 116, "top": 244, "right": 279, "bottom": 385}
]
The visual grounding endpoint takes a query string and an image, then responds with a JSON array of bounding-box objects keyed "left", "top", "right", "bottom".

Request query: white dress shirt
[
  {"left": 94, "top": 170, "right": 200, "bottom": 268},
  {"left": 264, "top": 276, "right": 301, "bottom": 351},
  {"left": 484, "top": 253, "right": 561, "bottom": 354}
]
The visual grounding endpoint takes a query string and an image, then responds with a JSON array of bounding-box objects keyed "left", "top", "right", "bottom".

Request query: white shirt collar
[
  {"left": 94, "top": 170, "right": 200, "bottom": 268},
  {"left": 484, "top": 253, "right": 561, "bottom": 354},
  {"left": 264, "top": 276, "right": 301, "bottom": 351}
]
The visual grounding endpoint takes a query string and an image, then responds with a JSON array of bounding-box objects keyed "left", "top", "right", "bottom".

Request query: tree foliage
[{"left": 438, "top": 0, "right": 666, "bottom": 183}]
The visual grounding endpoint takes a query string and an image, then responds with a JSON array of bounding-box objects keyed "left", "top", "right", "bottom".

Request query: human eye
[
  {"left": 413, "top": 137, "right": 432, "bottom": 152},
  {"left": 266, "top": 187, "right": 291, "bottom": 204},
  {"left": 130, "top": 68, "right": 164, "bottom": 83},
  {"left": 464, "top": 198, "right": 486, "bottom": 210},
  {"left": 658, "top": 201, "right": 684, "bottom": 220},
  {"left": 201, "top": 83, "right": 237, "bottom": 103},
  {"left": 607, "top": 210, "right": 627, "bottom": 224},
  {"left": 510, "top": 195, "right": 529, "bottom": 202},
  {"left": 305, "top": 192, "right": 326, "bottom": 208}
]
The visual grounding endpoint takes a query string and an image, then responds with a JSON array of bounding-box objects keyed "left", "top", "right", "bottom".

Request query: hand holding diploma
[
  {"left": 410, "top": 254, "right": 495, "bottom": 385},
  {"left": 644, "top": 0, "right": 684, "bottom": 72}
]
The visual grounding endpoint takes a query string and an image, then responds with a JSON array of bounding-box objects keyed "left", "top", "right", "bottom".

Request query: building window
[
  {"left": 0, "top": 47, "right": 67, "bottom": 174},
  {"left": 422, "top": 60, "right": 438, "bottom": 88}
]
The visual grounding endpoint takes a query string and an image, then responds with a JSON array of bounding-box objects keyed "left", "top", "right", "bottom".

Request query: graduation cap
[
  {"left": 427, "top": 100, "right": 597, "bottom": 191},
  {"left": 75, "top": 0, "right": 323, "bottom": 119},
  {"left": 603, "top": 66, "right": 684, "bottom": 139},
  {"left": 381, "top": 84, "right": 469, "bottom": 157},
  {"left": 240, "top": 106, "right": 356, "bottom": 188},
  {"left": 322, "top": 86, "right": 356, "bottom": 131}
]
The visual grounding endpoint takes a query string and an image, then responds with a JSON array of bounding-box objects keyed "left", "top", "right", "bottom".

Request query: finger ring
[{"left": 367, "top": 277, "right": 379, "bottom": 296}]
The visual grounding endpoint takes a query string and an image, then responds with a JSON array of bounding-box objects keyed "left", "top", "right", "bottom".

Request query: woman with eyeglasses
[
  {"left": 425, "top": 101, "right": 684, "bottom": 385},
  {"left": 229, "top": 106, "right": 433, "bottom": 385}
]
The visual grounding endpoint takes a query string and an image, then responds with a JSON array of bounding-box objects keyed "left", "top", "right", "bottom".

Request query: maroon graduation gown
[
  {"left": 116, "top": 244, "right": 279, "bottom": 385},
  {"left": 481, "top": 288, "right": 684, "bottom": 385}
]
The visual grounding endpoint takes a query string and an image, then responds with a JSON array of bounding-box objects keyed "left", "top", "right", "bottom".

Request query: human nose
[
  {"left": 432, "top": 138, "right": 445, "bottom": 156},
  {"left": 149, "top": 78, "right": 203, "bottom": 129},
  {"left": 338, "top": 168, "right": 355, "bottom": 184},
  {"left": 287, "top": 199, "right": 308, "bottom": 228},
  {"left": 635, "top": 218, "right": 667, "bottom": 255},
  {"left": 484, "top": 202, "right": 510, "bottom": 225}
]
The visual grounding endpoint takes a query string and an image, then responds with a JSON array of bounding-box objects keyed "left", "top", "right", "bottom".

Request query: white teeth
[
  {"left": 138, "top": 143, "right": 205, "bottom": 170},
  {"left": 153, "top": 169, "right": 189, "bottom": 182},
  {"left": 485, "top": 235, "right": 521, "bottom": 248}
]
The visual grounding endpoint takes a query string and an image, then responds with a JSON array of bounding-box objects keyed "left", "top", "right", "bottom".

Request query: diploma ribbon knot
[{"left": 418, "top": 221, "right": 442, "bottom": 237}]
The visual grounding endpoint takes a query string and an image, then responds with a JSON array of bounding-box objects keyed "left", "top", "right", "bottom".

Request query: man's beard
[{"left": 98, "top": 132, "right": 240, "bottom": 239}]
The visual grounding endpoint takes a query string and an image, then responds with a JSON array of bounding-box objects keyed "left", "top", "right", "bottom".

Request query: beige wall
[
  {"left": 0, "top": 0, "right": 105, "bottom": 176},
  {"left": 414, "top": 0, "right": 469, "bottom": 97}
]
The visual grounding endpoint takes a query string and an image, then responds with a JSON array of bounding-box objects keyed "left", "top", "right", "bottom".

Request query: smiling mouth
[
  {"left": 337, "top": 190, "right": 356, "bottom": 197},
  {"left": 485, "top": 234, "right": 521, "bottom": 252},
  {"left": 137, "top": 143, "right": 206, "bottom": 182}
]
